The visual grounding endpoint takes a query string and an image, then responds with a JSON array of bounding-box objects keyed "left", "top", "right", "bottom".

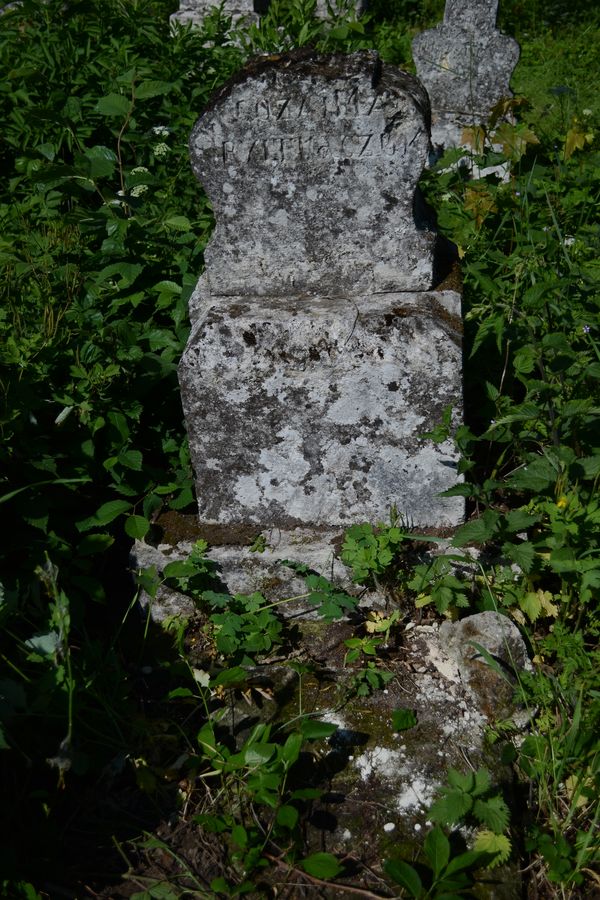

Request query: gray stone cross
[
  {"left": 412, "top": 0, "right": 520, "bottom": 151},
  {"left": 170, "top": 0, "right": 366, "bottom": 29}
]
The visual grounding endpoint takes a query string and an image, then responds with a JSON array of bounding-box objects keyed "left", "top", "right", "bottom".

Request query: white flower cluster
[
  {"left": 152, "top": 126, "right": 170, "bottom": 138},
  {"left": 153, "top": 142, "right": 170, "bottom": 159}
]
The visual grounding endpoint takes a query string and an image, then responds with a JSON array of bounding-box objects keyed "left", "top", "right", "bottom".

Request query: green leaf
[
  {"left": 76, "top": 499, "right": 132, "bottom": 531},
  {"left": 549, "top": 547, "right": 581, "bottom": 573},
  {"left": 281, "top": 732, "right": 303, "bottom": 766},
  {"left": 473, "top": 795, "right": 510, "bottom": 833},
  {"left": 167, "top": 687, "right": 195, "bottom": 700},
  {"left": 444, "top": 848, "right": 490, "bottom": 875},
  {"left": 163, "top": 560, "right": 195, "bottom": 578},
  {"left": 384, "top": 859, "right": 423, "bottom": 896},
  {"left": 300, "top": 720, "right": 338, "bottom": 740},
  {"left": 471, "top": 769, "right": 492, "bottom": 797},
  {"left": 136, "top": 80, "right": 173, "bottom": 99},
  {"left": 78, "top": 533, "right": 115, "bottom": 555},
  {"left": 125, "top": 515, "right": 150, "bottom": 540},
  {"left": 519, "top": 590, "right": 542, "bottom": 622},
  {"left": 164, "top": 215, "right": 191, "bottom": 231},
  {"left": 506, "top": 457, "right": 557, "bottom": 492},
  {"left": 473, "top": 830, "right": 511, "bottom": 867},
  {"left": 119, "top": 449, "right": 143, "bottom": 471},
  {"left": 504, "top": 509, "right": 539, "bottom": 533},
  {"left": 84, "top": 145, "right": 117, "bottom": 178},
  {"left": 243, "top": 744, "right": 275, "bottom": 766},
  {"left": 96, "top": 262, "right": 142, "bottom": 289},
  {"left": 276, "top": 804, "right": 299, "bottom": 829},
  {"left": 300, "top": 852, "right": 344, "bottom": 880},
  {"left": 95, "top": 93, "right": 131, "bottom": 117},
  {"left": 572, "top": 454, "right": 600, "bottom": 480},
  {"left": 231, "top": 824, "right": 247, "bottom": 848},
  {"left": 211, "top": 667, "right": 248, "bottom": 687},
  {"left": 0, "top": 477, "right": 90, "bottom": 506},
  {"left": 392, "top": 708, "right": 418, "bottom": 731},
  {"left": 424, "top": 826, "right": 450, "bottom": 878},
  {"left": 502, "top": 540, "right": 535, "bottom": 573},
  {"left": 453, "top": 510, "right": 500, "bottom": 547},
  {"left": 291, "top": 787, "right": 322, "bottom": 800},
  {"left": 430, "top": 790, "right": 473, "bottom": 825}
]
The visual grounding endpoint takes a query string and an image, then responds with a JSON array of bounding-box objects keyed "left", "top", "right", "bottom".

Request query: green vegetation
[{"left": 1, "top": 0, "right": 599, "bottom": 897}]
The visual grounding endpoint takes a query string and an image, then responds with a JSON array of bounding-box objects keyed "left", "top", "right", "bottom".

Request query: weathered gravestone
[
  {"left": 412, "top": 0, "right": 520, "bottom": 151},
  {"left": 170, "top": 0, "right": 259, "bottom": 28},
  {"left": 170, "top": 0, "right": 366, "bottom": 29},
  {"left": 179, "top": 50, "right": 463, "bottom": 536}
]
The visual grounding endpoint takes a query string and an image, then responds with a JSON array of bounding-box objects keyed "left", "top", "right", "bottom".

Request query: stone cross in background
[
  {"left": 412, "top": 0, "right": 520, "bottom": 152},
  {"left": 170, "top": 0, "right": 366, "bottom": 29},
  {"left": 179, "top": 51, "right": 463, "bottom": 534},
  {"left": 171, "top": 0, "right": 259, "bottom": 28}
]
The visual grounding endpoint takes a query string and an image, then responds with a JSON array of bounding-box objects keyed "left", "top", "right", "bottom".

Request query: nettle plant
[{"left": 385, "top": 767, "right": 512, "bottom": 900}]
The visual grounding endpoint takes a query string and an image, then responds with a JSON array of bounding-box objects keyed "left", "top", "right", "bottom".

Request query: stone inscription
[
  {"left": 229, "top": 88, "right": 389, "bottom": 121},
  {"left": 190, "top": 51, "right": 435, "bottom": 296},
  {"left": 220, "top": 132, "right": 407, "bottom": 164}
]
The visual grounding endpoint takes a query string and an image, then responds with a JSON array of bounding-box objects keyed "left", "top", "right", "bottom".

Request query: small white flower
[
  {"left": 582, "top": 108, "right": 592, "bottom": 117},
  {"left": 130, "top": 184, "right": 148, "bottom": 197},
  {"left": 154, "top": 142, "right": 170, "bottom": 159},
  {"left": 414, "top": 823, "right": 422, "bottom": 832},
  {"left": 131, "top": 166, "right": 150, "bottom": 176},
  {"left": 152, "top": 126, "right": 170, "bottom": 138},
  {"left": 383, "top": 822, "right": 396, "bottom": 833}
]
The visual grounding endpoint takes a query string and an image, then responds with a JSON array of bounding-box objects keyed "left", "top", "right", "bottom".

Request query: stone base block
[{"left": 178, "top": 290, "right": 464, "bottom": 529}]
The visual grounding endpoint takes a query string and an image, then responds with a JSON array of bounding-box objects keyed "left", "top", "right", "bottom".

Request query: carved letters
[{"left": 220, "top": 132, "right": 407, "bottom": 164}]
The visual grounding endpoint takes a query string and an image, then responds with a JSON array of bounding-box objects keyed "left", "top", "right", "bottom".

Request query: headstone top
[
  {"left": 443, "top": 0, "right": 499, "bottom": 29},
  {"left": 190, "top": 50, "right": 436, "bottom": 297}
]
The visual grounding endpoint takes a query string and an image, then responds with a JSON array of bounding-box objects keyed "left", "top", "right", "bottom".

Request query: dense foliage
[{"left": 1, "top": 0, "right": 598, "bottom": 897}]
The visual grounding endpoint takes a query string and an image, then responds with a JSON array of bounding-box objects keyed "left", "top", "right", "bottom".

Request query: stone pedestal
[{"left": 180, "top": 286, "right": 463, "bottom": 529}]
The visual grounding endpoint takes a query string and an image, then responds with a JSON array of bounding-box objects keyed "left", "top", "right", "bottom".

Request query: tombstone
[
  {"left": 170, "top": 0, "right": 259, "bottom": 28},
  {"left": 412, "top": 0, "right": 520, "bottom": 151},
  {"left": 178, "top": 50, "right": 463, "bottom": 537},
  {"left": 170, "top": 0, "right": 366, "bottom": 29}
]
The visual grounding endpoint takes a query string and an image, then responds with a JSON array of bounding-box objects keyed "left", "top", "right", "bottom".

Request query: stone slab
[{"left": 179, "top": 289, "right": 463, "bottom": 529}]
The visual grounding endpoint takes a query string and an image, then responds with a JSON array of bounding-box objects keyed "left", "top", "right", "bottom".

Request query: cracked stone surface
[{"left": 181, "top": 289, "right": 463, "bottom": 528}]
